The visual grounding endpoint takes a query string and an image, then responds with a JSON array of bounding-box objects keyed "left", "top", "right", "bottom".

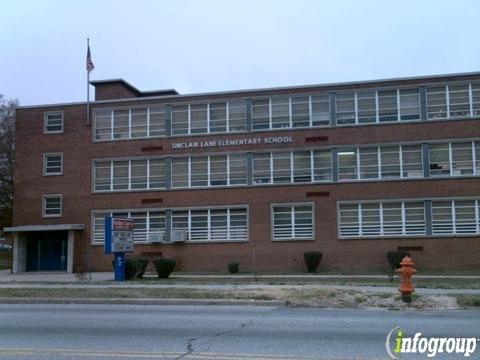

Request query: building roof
[
  {"left": 89, "top": 79, "right": 178, "bottom": 97},
  {"left": 17, "top": 71, "right": 480, "bottom": 109}
]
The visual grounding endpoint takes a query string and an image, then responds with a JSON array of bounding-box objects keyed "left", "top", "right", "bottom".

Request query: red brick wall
[{"left": 13, "top": 87, "right": 480, "bottom": 273}]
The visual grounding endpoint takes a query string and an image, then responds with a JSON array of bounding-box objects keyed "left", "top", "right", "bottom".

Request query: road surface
[{"left": 0, "top": 304, "right": 478, "bottom": 359}]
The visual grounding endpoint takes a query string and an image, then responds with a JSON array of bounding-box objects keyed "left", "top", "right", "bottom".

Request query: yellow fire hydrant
[{"left": 395, "top": 256, "right": 417, "bottom": 303}]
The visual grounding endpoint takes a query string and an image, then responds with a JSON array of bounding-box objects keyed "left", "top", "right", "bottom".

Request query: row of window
[
  {"left": 92, "top": 205, "right": 308, "bottom": 243},
  {"left": 83, "top": 82, "right": 480, "bottom": 141},
  {"left": 91, "top": 141, "right": 480, "bottom": 192},
  {"left": 45, "top": 196, "right": 480, "bottom": 240},
  {"left": 339, "top": 199, "right": 480, "bottom": 238}
]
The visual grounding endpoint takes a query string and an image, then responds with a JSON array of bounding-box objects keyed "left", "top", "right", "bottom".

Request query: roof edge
[{"left": 17, "top": 71, "right": 480, "bottom": 109}]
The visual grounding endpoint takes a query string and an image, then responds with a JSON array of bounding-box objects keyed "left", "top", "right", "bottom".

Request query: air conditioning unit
[
  {"left": 149, "top": 233, "right": 166, "bottom": 243},
  {"left": 170, "top": 230, "right": 188, "bottom": 243}
]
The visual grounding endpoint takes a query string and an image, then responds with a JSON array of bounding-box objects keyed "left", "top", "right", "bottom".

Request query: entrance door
[{"left": 26, "top": 231, "right": 68, "bottom": 271}]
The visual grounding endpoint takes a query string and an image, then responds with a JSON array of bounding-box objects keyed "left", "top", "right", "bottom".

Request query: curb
[{"left": 0, "top": 297, "right": 286, "bottom": 306}]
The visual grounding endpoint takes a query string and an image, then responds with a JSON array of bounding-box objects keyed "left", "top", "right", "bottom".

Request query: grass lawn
[
  {"left": 0, "top": 287, "right": 477, "bottom": 310},
  {"left": 134, "top": 276, "right": 480, "bottom": 289}
]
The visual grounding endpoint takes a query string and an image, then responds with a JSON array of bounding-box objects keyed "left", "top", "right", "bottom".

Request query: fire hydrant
[{"left": 395, "top": 256, "right": 417, "bottom": 303}]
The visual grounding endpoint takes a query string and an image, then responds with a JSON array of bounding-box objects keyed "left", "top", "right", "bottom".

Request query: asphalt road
[{"left": 0, "top": 304, "right": 478, "bottom": 359}]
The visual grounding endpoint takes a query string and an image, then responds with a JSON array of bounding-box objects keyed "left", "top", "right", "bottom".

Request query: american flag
[{"left": 86, "top": 44, "right": 95, "bottom": 73}]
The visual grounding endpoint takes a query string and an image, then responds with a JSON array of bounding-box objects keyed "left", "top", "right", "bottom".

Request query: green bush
[
  {"left": 135, "top": 258, "right": 149, "bottom": 279},
  {"left": 386, "top": 251, "right": 410, "bottom": 281},
  {"left": 111, "top": 257, "right": 148, "bottom": 280},
  {"left": 227, "top": 262, "right": 239, "bottom": 274},
  {"left": 303, "top": 251, "right": 323, "bottom": 273},
  {"left": 153, "top": 258, "right": 176, "bottom": 278}
]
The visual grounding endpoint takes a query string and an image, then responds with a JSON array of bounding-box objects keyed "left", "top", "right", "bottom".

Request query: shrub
[
  {"left": 153, "top": 258, "right": 176, "bottom": 278},
  {"left": 228, "top": 262, "right": 239, "bottom": 274},
  {"left": 303, "top": 251, "right": 323, "bottom": 273},
  {"left": 386, "top": 251, "right": 410, "bottom": 281},
  {"left": 135, "top": 258, "right": 149, "bottom": 279},
  {"left": 111, "top": 257, "right": 147, "bottom": 280}
]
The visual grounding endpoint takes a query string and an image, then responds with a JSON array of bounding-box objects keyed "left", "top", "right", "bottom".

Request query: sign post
[{"left": 104, "top": 217, "right": 134, "bottom": 282}]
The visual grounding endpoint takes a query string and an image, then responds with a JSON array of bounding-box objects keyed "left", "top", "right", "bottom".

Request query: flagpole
[{"left": 86, "top": 38, "right": 91, "bottom": 126}]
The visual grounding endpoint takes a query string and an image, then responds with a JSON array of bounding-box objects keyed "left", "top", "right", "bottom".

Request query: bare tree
[{"left": 0, "top": 95, "right": 18, "bottom": 229}]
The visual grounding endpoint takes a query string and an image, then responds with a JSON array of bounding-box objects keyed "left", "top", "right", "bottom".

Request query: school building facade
[{"left": 5, "top": 72, "right": 480, "bottom": 273}]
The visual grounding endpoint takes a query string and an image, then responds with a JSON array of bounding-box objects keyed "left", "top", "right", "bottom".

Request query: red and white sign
[{"left": 113, "top": 218, "right": 133, "bottom": 231}]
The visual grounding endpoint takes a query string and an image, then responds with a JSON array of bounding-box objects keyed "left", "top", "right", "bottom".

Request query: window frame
[
  {"left": 43, "top": 152, "right": 63, "bottom": 176},
  {"left": 43, "top": 111, "right": 64, "bottom": 134},
  {"left": 271, "top": 202, "right": 315, "bottom": 241},
  {"left": 42, "top": 194, "right": 62, "bottom": 218}
]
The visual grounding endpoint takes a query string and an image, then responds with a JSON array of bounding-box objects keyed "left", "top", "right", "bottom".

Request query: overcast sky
[{"left": 1, "top": 0, "right": 480, "bottom": 106}]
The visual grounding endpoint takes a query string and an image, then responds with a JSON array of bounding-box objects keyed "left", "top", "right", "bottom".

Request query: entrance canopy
[
  {"left": 4, "top": 224, "right": 84, "bottom": 273},
  {"left": 4, "top": 224, "right": 84, "bottom": 232}
]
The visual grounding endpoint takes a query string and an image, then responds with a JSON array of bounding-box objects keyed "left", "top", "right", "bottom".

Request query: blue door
[{"left": 26, "top": 231, "right": 68, "bottom": 271}]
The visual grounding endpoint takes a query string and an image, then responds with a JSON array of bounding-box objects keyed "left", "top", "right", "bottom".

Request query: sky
[{"left": 1, "top": 0, "right": 480, "bottom": 106}]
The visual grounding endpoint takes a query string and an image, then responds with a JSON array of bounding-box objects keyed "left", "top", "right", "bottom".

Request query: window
[
  {"left": 130, "top": 160, "right": 148, "bottom": 189},
  {"left": 313, "top": 150, "right": 332, "bottom": 181},
  {"left": 149, "top": 107, "right": 166, "bottom": 137},
  {"left": 190, "top": 104, "right": 208, "bottom": 134},
  {"left": 171, "top": 158, "right": 189, "bottom": 188},
  {"left": 113, "top": 110, "right": 129, "bottom": 139},
  {"left": 172, "top": 105, "right": 189, "bottom": 135},
  {"left": 94, "top": 110, "right": 112, "bottom": 140},
  {"left": 209, "top": 103, "right": 227, "bottom": 133},
  {"left": 378, "top": 90, "right": 398, "bottom": 122},
  {"left": 94, "top": 159, "right": 166, "bottom": 191},
  {"left": 171, "top": 155, "right": 247, "bottom": 188},
  {"left": 292, "top": 151, "right": 311, "bottom": 183},
  {"left": 43, "top": 195, "right": 62, "bottom": 217},
  {"left": 430, "top": 142, "right": 477, "bottom": 177},
  {"left": 426, "top": 86, "right": 448, "bottom": 119},
  {"left": 94, "top": 161, "right": 112, "bottom": 191},
  {"left": 339, "top": 201, "right": 426, "bottom": 238},
  {"left": 473, "top": 83, "right": 480, "bottom": 117},
  {"left": 210, "top": 155, "right": 228, "bottom": 186},
  {"left": 190, "top": 156, "right": 208, "bottom": 187},
  {"left": 43, "top": 153, "right": 63, "bottom": 176},
  {"left": 272, "top": 204, "right": 314, "bottom": 240},
  {"left": 130, "top": 109, "right": 148, "bottom": 138},
  {"left": 451, "top": 142, "right": 474, "bottom": 176},
  {"left": 336, "top": 93, "right": 355, "bottom": 125},
  {"left": 311, "top": 95, "right": 330, "bottom": 126},
  {"left": 229, "top": 154, "right": 247, "bottom": 185},
  {"left": 44, "top": 112, "right": 63, "bottom": 133},
  {"left": 271, "top": 97, "right": 290, "bottom": 128},
  {"left": 94, "top": 107, "right": 166, "bottom": 140},
  {"left": 338, "top": 149, "right": 357, "bottom": 180},
  {"left": 112, "top": 161, "right": 129, "bottom": 190},
  {"left": 253, "top": 153, "right": 271, "bottom": 184},
  {"left": 272, "top": 152, "right": 291, "bottom": 183},
  {"left": 171, "top": 207, "right": 248, "bottom": 242},
  {"left": 359, "top": 147, "right": 379, "bottom": 179},
  {"left": 401, "top": 145, "right": 423, "bottom": 178},
  {"left": 92, "top": 210, "right": 166, "bottom": 244},
  {"left": 432, "top": 200, "right": 480, "bottom": 235},
  {"left": 228, "top": 101, "right": 247, "bottom": 132},
  {"left": 380, "top": 146, "right": 400, "bottom": 178},
  {"left": 429, "top": 143, "right": 450, "bottom": 176},
  {"left": 291, "top": 96, "right": 310, "bottom": 127},
  {"left": 252, "top": 99, "right": 270, "bottom": 130},
  {"left": 399, "top": 89, "right": 420, "bottom": 121},
  {"left": 357, "top": 91, "right": 376, "bottom": 124},
  {"left": 448, "top": 84, "right": 470, "bottom": 118}
]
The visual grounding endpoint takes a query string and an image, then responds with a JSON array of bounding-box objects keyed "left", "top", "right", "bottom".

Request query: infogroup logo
[{"left": 385, "top": 327, "right": 479, "bottom": 359}]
